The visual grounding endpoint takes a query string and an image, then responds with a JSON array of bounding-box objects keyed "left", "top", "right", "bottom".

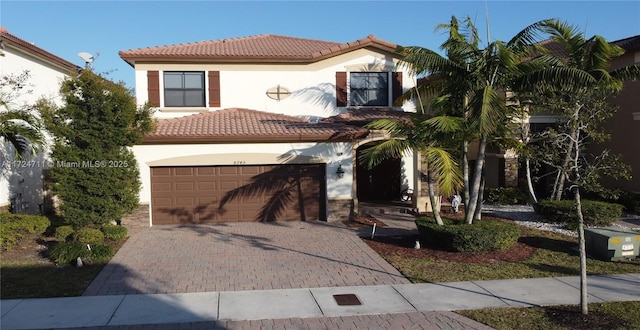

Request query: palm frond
[{"left": 358, "top": 139, "right": 412, "bottom": 169}]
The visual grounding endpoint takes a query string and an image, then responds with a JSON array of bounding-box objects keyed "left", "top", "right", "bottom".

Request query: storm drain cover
[{"left": 333, "top": 294, "right": 362, "bottom": 306}]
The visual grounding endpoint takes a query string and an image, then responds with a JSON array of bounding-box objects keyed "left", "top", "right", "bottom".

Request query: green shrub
[
  {"left": 0, "top": 231, "right": 25, "bottom": 251},
  {"left": 484, "top": 187, "right": 530, "bottom": 205},
  {"left": 54, "top": 225, "right": 75, "bottom": 242},
  {"left": 415, "top": 217, "right": 520, "bottom": 252},
  {"left": 0, "top": 214, "right": 51, "bottom": 250},
  {"left": 49, "top": 242, "right": 89, "bottom": 265},
  {"left": 533, "top": 199, "right": 623, "bottom": 228},
  {"left": 101, "top": 225, "right": 127, "bottom": 241},
  {"left": 618, "top": 191, "right": 640, "bottom": 214},
  {"left": 73, "top": 228, "right": 104, "bottom": 245},
  {"left": 86, "top": 244, "right": 115, "bottom": 263}
]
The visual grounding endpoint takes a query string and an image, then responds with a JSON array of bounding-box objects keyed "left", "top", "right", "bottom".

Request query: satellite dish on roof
[{"left": 78, "top": 52, "right": 94, "bottom": 66}]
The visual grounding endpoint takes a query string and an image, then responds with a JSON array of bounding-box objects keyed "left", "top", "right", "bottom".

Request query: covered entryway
[
  {"left": 150, "top": 164, "right": 326, "bottom": 224},
  {"left": 356, "top": 143, "right": 402, "bottom": 202}
]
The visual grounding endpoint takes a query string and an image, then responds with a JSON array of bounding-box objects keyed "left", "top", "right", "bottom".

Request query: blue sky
[{"left": 2, "top": 1, "right": 639, "bottom": 89}]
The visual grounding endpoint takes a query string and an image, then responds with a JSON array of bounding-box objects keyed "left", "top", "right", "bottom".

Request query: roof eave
[
  {"left": 1, "top": 32, "right": 80, "bottom": 73},
  {"left": 141, "top": 132, "right": 369, "bottom": 144}
]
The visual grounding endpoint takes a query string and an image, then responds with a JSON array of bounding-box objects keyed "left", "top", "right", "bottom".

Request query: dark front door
[{"left": 356, "top": 146, "right": 401, "bottom": 202}]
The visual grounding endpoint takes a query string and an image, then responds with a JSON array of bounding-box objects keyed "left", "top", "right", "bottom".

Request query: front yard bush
[
  {"left": 101, "top": 225, "right": 127, "bottom": 241},
  {"left": 73, "top": 228, "right": 104, "bottom": 245},
  {"left": 533, "top": 199, "right": 623, "bottom": 228},
  {"left": 85, "top": 244, "right": 114, "bottom": 263},
  {"left": 54, "top": 225, "right": 75, "bottom": 242},
  {"left": 49, "top": 242, "right": 89, "bottom": 265},
  {"left": 484, "top": 187, "right": 530, "bottom": 205},
  {"left": 0, "top": 214, "right": 51, "bottom": 250},
  {"left": 415, "top": 217, "right": 520, "bottom": 252},
  {"left": 49, "top": 241, "right": 114, "bottom": 265}
]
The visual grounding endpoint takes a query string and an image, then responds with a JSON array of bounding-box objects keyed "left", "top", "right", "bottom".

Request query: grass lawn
[
  {"left": 458, "top": 301, "right": 640, "bottom": 330},
  {"left": 366, "top": 219, "right": 640, "bottom": 330},
  {"left": 0, "top": 259, "right": 104, "bottom": 299},
  {"left": 0, "top": 232, "right": 119, "bottom": 299},
  {"left": 380, "top": 226, "right": 640, "bottom": 283}
]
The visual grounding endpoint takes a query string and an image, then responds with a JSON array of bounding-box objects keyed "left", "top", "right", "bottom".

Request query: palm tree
[
  {"left": 398, "top": 16, "right": 551, "bottom": 224},
  {"left": 0, "top": 91, "right": 45, "bottom": 160}
]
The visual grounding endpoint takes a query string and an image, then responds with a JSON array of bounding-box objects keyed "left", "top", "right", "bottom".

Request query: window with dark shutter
[
  {"left": 208, "top": 71, "right": 221, "bottom": 107},
  {"left": 147, "top": 71, "right": 160, "bottom": 107},
  {"left": 336, "top": 72, "right": 347, "bottom": 107},
  {"left": 392, "top": 72, "right": 403, "bottom": 106}
]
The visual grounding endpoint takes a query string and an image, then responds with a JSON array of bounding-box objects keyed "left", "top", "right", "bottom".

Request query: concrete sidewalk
[{"left": 2, "top": 273, "right": 639, "bottom": 329}]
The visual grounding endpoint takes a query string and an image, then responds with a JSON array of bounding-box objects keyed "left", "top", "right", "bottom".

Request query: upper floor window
[
  {"left": 164, "top": 71, "right": 205, "bottom": 107},
  {"left": 349, "top": 72, "right": 389, "bottom": 106}
]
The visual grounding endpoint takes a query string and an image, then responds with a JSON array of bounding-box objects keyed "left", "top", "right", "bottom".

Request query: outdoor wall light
[{"left": 336, "top": 164, "right": 345, "bottom": 178}]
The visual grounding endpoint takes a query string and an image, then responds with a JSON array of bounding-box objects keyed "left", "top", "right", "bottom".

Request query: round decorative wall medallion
[{"left": 266, "top": 85, "right": 291, "bottom": 101}]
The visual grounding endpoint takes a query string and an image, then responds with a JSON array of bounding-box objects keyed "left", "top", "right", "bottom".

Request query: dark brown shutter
[
  {"left": 147, "top": 71, "right": 160, "bottom": 107},
  {"left": 392, "top": 72, "right": 403, "bottom": 106},
  {"left": 208, "top": 71, "right": 221, "bottom": 107},
  {"left": 336, "top": 72, "right": 347, "bottom": 107}
]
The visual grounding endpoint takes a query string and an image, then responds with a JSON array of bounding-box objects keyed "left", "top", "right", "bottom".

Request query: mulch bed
[
  {"left": 364, "top": 235, "right": 537, "bottom": 264},
  {"left": 342, "top": 213, "right": 388, "bottom": 228},
  {"left": 362, "top": 210, "right": 538, "bottom": 264}
]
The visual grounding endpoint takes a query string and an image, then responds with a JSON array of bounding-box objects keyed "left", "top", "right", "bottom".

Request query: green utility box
[{"left": 585, "top": 227, "right": 640, "bottom": 261}]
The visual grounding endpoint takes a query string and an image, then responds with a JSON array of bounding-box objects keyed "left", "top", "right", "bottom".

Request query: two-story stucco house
[
  {"left": 0, "top": 27, "right": 79, "bottom": 214},
  {"left": 119, "top": 34, "right": 419, "bottom": 225}
]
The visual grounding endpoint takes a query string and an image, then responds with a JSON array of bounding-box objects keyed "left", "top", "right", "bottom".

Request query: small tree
[
  {"left": 39, "top": 69, "right": 154, "bottom": 227},
  {"left": 520, "top": 20, "right": 640, "bottom": 316}
]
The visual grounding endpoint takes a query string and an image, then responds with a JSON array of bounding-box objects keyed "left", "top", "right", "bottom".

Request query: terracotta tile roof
[
  {"left": 321, "top": 107, "right": 412, "bottom": 126},
  {"left": 535, "top": 38, "right": 568, "bottom": 59},
  {"left": 613, "top": 35, "right": 640, "bottom": 51},
  {"left": 0, "top": 27, "right": 80, "bottom": 72},
  {"left": 143, "top": 108, "right": 369, "bottom": 144},
  {"left": 119, "top": 34, "right": 400, "bottom": 66}
]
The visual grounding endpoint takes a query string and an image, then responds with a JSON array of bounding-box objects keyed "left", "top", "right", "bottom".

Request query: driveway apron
[{"left": 83, "top": 221, "right": 409, "bottom": 295}]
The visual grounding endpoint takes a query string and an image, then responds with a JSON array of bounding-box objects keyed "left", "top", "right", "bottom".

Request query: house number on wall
[{"left": 233, "top": 161, "right": 246, "bottom": 165}]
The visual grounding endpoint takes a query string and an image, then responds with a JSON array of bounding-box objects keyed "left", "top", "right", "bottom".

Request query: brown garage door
[{"left": 150, "top": 164, "right": 326, "bottom": 224}]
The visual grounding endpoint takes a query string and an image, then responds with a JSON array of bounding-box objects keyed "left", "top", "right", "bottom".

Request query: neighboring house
[
  {"left": 591, "top": 35, "right": 640, "bottom": 193},
  {"left": 483, "top": 35, "right": 640, "bottom": 196},
  {"left": 119, "top": 34, "right": 419, "bottom": 225},
  {"left": 0, "top": 27, "right": 79, "bottom": 213}
]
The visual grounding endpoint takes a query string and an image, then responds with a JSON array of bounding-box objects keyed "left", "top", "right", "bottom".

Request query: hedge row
[
  {"left": 415, "top": 217, "right": 520, "bottom": 252},
  {"left": 533, "top": 199, "right": 623, "bottom": 228},
  {"left": 484, "top": 187, "right": 530, "bottom": 205},
  {"left": 0, "top": 214, "right": 51, "bottom": 250}
]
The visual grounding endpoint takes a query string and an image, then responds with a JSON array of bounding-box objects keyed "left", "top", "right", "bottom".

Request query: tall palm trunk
[
  {"left": 473, "top": 174, "right": 485, "bottom": 221},
  {"left": 427, "top": 169, "right": 444, "bottom": 225},
  {"left": 465, "top": 136, "right": 487, "bottom": 224},
  {"left": 462, "top": 141, "right": 470, "bottom": 208},
  {"left": 525, "top": 158, "right": 538, "bottom": 204}
]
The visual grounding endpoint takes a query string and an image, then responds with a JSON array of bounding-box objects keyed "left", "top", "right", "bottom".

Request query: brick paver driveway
[{"left": 83, "top": 221, "right": 409, "bottom": 295}]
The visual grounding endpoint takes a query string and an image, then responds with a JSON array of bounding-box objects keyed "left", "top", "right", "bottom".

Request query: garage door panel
[
  {"left": 150, "top": 164, "right": 326, "bottom": 224},
  {"left": 218, "top": 167, "right": 238, "bottom": 175},
  {"left": 152, "top": 167, "right": 172, "bottom": 176},
  {"left": 220, "top": 181, "right": 240, "bottom": 190},
  {"left": 175, "top": 182, "right": 195, "bottom": 191},
  {"left": 197, "top": 167, "right": 215, "bottom": 175},
  {"left": 152, "top": 182, "right": 172, "bottom": 193},
  {"left": 198, "top": 181, "right": 216, "bottom": 190}
]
